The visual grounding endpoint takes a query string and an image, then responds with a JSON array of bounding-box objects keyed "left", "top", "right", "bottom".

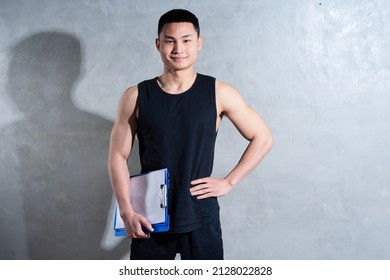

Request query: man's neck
[{"left": 157, "top": 69, "right": 197, "bottom": 94}]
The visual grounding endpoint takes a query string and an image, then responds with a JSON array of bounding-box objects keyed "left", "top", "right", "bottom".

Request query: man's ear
[
  {"left": 197, "top": 36, "right": 203, "bottom": 51},
  {"left": 155, "top": 38, "right": 160, "bottom": 50}
]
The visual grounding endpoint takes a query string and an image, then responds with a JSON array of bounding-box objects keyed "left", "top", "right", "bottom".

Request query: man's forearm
[
  {"left": 108, "top": 155, "right": 132, "bottom": 216},
  {"left": 224, "top": 133, "right": 273, "bottom": 188}
]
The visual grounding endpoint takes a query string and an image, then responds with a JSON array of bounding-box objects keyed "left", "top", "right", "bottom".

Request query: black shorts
[{"left": 130, "top": 219, "right": 223, "bottom": 260}]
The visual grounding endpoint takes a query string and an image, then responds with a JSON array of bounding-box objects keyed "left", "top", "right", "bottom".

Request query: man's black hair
[{"left": 158, "top": 9, "right": 200, "bottom": 37}]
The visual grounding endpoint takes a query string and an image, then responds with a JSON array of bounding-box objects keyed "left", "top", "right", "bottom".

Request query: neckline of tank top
[{"left": 153, "top": 73, "right": 200, "bottom": 97}]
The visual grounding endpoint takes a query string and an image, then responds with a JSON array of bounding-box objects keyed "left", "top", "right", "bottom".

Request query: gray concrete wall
[{"left": 1, "top": 0, "right": 389, "bottom": 259}]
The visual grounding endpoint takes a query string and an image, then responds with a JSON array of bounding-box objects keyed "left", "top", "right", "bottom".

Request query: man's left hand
[{"left": 190, "top": 177, "right": 233, "bottom": 199}]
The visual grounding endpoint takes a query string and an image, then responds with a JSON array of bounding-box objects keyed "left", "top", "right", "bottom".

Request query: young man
[{"left": 108, "top": 9, "right": 273, "bottom": 260}]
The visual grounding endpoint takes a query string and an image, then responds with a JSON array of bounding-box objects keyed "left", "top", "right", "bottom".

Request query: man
[{"left": 108, "top": 9, "right": 273, "bottom": 260}]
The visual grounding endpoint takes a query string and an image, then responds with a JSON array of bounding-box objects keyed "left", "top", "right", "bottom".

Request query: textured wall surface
[{"left": 1, "top": 0, "right": 389, "bottom": 259}]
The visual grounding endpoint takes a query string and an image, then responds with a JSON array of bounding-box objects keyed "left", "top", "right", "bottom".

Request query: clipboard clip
[{"left": 160, "top": 184, "right": 167, "bottom": 208}]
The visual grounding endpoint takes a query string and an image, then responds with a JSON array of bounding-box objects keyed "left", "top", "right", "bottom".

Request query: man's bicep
[
  {"left": 229, "top": 104, "right": 266, "bottom": 141},
  {"left": 218, "top": 82, "right": 269, "bottom": 141},
  {"left": 109, "top": 87, "right": 138, "bottom": 160},
  {"left": 109, "top": 119, "right": 134, "bottom": 160}
]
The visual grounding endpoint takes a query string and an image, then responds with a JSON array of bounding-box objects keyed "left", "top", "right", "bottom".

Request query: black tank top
[{"left": 137, "top": 73, "right": 220, "bottom": 233}]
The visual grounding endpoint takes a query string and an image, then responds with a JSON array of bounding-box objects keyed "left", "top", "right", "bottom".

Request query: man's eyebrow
[{"left": 162, "top": 34, "right": 194, "bottom": 39}]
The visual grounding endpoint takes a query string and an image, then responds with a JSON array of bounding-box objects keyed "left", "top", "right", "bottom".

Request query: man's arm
[
  {"left": 190, "top": 81, "right": 274, "bottom": 199},
  {"left": 107, "top": 86, "right": 153, "bottom": 238}
]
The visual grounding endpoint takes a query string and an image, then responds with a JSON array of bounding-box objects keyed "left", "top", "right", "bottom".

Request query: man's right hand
[{"left": 122, "top": 211, "right": 154, "bottom": 239}]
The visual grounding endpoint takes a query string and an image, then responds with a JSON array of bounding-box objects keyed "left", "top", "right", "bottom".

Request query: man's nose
[{"left": 172, "top": 42, "right": 183, "bottom": 53}]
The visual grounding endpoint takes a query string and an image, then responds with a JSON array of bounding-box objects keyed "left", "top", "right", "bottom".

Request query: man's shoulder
[
  {"left": 215, "top": 79, "right": 237, "bottom": 94},
  {"left": 123, "top": 85, "right": 138, "bottom": 96},
  {"left": 214, "top": 79, "right": 245, "bottom": 111}
]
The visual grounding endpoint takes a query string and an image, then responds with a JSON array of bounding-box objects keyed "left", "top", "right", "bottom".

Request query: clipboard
[{"left": 114, "top": 168, "right": 170, "bottom": 236}]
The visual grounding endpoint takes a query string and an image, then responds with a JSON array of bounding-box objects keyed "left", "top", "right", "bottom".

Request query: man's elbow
[
  {"left": 261, "top": 129, "right": 274, "bottom": 153},
  {"left": 107, "top": 152, "right": 122, "bottom": 175},
  {"left": 107, "top": 155, "right": 114, "bottom": 176},
  {"left": 267, "top": 136, "right": 274, "bottom": 155}
]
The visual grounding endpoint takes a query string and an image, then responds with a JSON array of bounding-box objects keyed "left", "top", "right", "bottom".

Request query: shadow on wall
[{"left": 0, "top": 31, "right": 133, "bottom": 259}]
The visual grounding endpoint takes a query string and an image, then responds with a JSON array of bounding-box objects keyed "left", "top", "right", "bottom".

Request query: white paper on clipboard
[{"left": 114, "top": 168, "right": 169, "bottom": 236}]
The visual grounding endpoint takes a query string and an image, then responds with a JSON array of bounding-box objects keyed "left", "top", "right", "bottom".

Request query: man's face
[{"left": 156, "top": 22, "right": 202, "bottom": 71}]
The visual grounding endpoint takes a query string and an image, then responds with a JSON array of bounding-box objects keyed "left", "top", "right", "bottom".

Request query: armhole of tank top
[
  {"left": 136, "top": 82, "right": 143, "bottom": 120},
  {"left": 213, "top": 78, "right": 220, "bottom": 133},
  {"left": 135, "top": 99, "right": 139, "bottom": 119}
]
